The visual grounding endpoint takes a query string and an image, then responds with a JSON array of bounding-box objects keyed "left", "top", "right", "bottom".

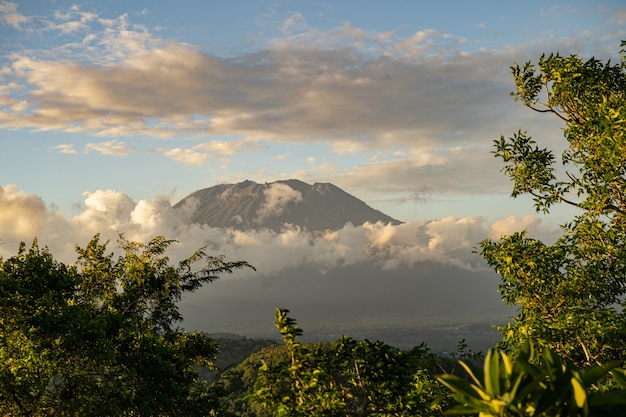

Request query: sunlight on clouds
[
  {"left": 488, "top": 214, "right": 542, "bottom": 239},
  {"left": 335, "top": 144, "right": 504, "bottom": 201},
  {"left": 0, "top": 185, "right": 46, "bottom": 238},
  {"left": 74, "top": 190, "right": 136, "bottom": 232},
  {"left": 157, "top": 139, "right": 264, "bottom": 166},
  {"left": 84, "top": 140, "right": 136, "bottom": 156},
  {"left": 194, "top": 140, "right": 264, "bottom": 159},
  {"left": 0, "top": 5, "right": 519, "bottom": 150},
  {"left": 52, "top": 144, "right": 78, "bottom": 154},
  {"left": 0, "top": 186, "right": 565, "bottom": 276},
  {"left": 160, "top": 148, "right": 212, "bottom": 166},
  {"left": 330, "top": 140, "right": 371, "bottom": 154},
  {"left": 0, "top": 3, "right": 618, "bottom": 218}
]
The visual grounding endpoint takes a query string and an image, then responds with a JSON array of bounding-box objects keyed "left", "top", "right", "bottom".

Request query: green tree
[
  {"left": 249, "top": 308, "right": 450, "bottom": 417},
  {"left": 214, "top": 344, "right": 288, "bottom": 417},
  {"left": 480, "top": 42, "right": 626, "bottom": 366},
  {"left": 0, "top": 234, "right": 253, "bottom": 416}
]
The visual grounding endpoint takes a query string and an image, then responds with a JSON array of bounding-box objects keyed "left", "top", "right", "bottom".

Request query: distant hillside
[{"left": 173, "top": 179, "right": 401, "bottom": 232}]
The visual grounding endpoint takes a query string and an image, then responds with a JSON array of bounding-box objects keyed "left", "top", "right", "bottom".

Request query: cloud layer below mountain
[
  {"left": 0, "top": 185, "right": 558, "bottom": 269},
  {"left": 0, "top": 184, "right": 560, "bottom": 344}
]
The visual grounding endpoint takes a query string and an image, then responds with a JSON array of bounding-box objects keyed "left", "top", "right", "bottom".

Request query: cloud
[
  {"left": 2, "top": 185, "right": 565, "bottom": 339},
  {"left": 50, "top": 6, "right": 97, "bottom": 34},
  {"left": 488, "top": 213, "right": 562, "bottom": 244},
  {"left": 194, "top": 140, "right": 264, "bottom": 159},
  {"left": 51, "top": 144, "right": 78, "bottom": 154},
  {"left": 156, "top": 140, "right": 263, "bottom": 166},
  {"left": 0, "top": 1, "right": 28, "bottom": 30},
  {"left": 0, "top": 10, "right": 576, "bottom": 152},
  {"left": 612, "top": 8, "right": 626, "bottom": 25},
  {"left": 0, "top": 184, "right": 563, "bottom": 272},
  {"left": 256, "top": 183, "right": 303, "bottom": 222},
  {"left": 84, "top": 140, "right": 136, "bottom": 156},
  {"left": 0, "top": 184, "right": 47, "bottom": 238},
  {"left": 159, "top": 147, "right": 212, "bottom": 166},
  {"left": 0, "top": 7, "right": 614, "bottom": 213},
  {"left": 73, "top": 189, "right": 138, "bottom": 234}
]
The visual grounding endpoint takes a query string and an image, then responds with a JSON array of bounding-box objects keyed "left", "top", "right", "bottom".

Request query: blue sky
[{"left": 0, "top": 0, "right": 625, "bottom": 262}]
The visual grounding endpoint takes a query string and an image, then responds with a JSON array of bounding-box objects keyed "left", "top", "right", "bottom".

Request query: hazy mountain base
[{"left": 181, "top": 261, "right": 511, "bottom": 353}]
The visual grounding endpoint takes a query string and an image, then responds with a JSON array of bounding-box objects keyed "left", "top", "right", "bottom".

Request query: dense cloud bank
[
  {"left": 0, "top": 185, "right": 555, "bottom": 271},
  {"left": 0, "top": 184, "right": 560, "bottom": 340}
]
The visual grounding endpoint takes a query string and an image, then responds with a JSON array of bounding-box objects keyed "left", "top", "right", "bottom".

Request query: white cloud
[
  {"left": 156, "top": 140, "right": 265, "bottom": 166},
  {"left": 0, "top": 184, "right": 558, "bottom": 272},
  {"left": 0, "top": 185, "right": 567, "bottom": 334},
  {"left": 194, "top": 140, "right": 264, "bottom": 160},
  {"left": 84, "top": 140, "right": 136, "bottom": 156},
  {"left": 0, "top": 184, "right": 47, "bottom": 238},
  {"left": 0, "top": 11, "right": 568, "bottom": 153},
  {"left": 487, "top": 214, "right": 561, "bottom": 244},
  {"left": 160, "top": 147, "right": 212, "bottom": 166},
  {"left": 488, "top": 214, "right": 540, "bottom": 239},
  {"left": 0, "top": 8, "right": 619, "bottom": 221},
  {"left": 52, "top": 144, "right": 78, "bottom": 154},
  {"left": 72, "top": 190, "right": 138, "bottom": 235},
  {"left": 0, "top": 1, "right": 28, "bottom": 30},
  {"left": 256, "top": 183, "right": 303, "bottom": 222}
]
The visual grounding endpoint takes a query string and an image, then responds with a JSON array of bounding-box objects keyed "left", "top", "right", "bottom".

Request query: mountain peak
[{"left": 174, "top": 179, "right": 401, "bottom": 232}]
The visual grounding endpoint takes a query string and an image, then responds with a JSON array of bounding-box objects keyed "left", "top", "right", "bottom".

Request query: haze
[{"left": 1, "top": 1, "right": 624, "bottom": 349}]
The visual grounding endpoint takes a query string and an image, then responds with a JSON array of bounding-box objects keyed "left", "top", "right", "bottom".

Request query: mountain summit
[{"left": 173, "top": 179, "right": 402, "bottom": 232}]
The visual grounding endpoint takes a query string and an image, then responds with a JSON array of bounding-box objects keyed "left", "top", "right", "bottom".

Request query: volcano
[{"left": 173, "top": 179, "right": 401, "bottom": 232}]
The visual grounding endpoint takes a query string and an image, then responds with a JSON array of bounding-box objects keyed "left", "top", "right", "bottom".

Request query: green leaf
[
  {"left": 484, "top": 349, "right": 501, "bottom": 397},
  {"left": 571, "top": 377, "right": 586, "bottom": 408}
]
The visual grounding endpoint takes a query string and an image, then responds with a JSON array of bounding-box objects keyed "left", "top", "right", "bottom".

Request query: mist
[{"left": 0, "top": 184, "right": 559, "bottom": 349}]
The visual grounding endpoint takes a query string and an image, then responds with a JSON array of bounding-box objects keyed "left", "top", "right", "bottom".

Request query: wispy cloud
[
  {"left": 156, "top": 140, "right": 264, "bottom": 166},
  {"left": 51, "top": 144, "right": 78, "bottom": 154},
  {"left": 84, "top": 140, "right": 136, "bottom": 156},
  {"left": 0, "top": 1, "right": 29, "bottom": 30},
  {"left": 613, "top": 8, "right": 626, "bottom": 25},
  {"left": 256, "top": 182, "right": 303, "bottom": 222},
  {"left": 159, "top": 147, "right": 212, "bottom": 166}
]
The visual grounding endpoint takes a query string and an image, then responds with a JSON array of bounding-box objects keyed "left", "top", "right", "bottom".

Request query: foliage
[
  {"left": 437, "top": 344, "right": 626, "bottom": 417},
  {"left": 249, "top": 308, "right": 451, "bottom": 417},
  {"left": 0, "top": 234, "right": 253, "bottom": 416},
  {"left": 479, "top": 42, "right": 626, "bottom": 366},
  {"left": 213, "top": 344, "right": 288, "bottom": 417},
  {"left": 213, "top": 337, "right": 278, "bottom": 372}
]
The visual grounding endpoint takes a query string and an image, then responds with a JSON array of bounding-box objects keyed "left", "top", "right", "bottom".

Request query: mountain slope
[{"left": 173, "top": 179, "right": 401, "bottom": 231}]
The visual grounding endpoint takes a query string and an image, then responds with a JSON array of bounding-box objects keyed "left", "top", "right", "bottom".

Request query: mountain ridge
[{"left": 174, "top": 179, "right": 402, "bottom": 232}]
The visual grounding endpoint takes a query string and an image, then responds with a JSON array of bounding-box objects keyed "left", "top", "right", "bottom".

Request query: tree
[
  {"left": 480, "top": 42, "right": 626, "bottom": 366},
  {"left": 213, "top": 344, "right": 288, "bottom": 417},
  {"left": 0, "top": 234, "right": 253, "bottom": 416},
  {"left": 249, "top": 308, "right": 450, "bottom": 417}
]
